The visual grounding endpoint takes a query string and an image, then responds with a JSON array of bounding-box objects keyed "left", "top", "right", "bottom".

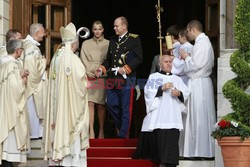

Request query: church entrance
[
  {"left": 71, "top": 0, "right": 219, "bottom": 138},
  {"left": 9, "top": 0, "right": 219, "bottom": 138}
]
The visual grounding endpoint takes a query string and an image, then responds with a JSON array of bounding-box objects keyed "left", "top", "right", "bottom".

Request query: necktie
[{"left": 119, "top": 36, "right": 122, "bottom": 42}]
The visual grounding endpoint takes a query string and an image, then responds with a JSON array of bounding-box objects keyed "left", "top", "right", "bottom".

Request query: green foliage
[
  {"left": 216, "top": 0, "right": 250, "bottom": 140},
  {"left": 234, "top": 0, "right": 250, "bottom": 51},
  {"left": 223, "top": 79, "right": 250, "bottom": 125}
]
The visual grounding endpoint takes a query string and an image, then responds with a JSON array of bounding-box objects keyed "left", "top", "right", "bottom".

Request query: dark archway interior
[{"left": 72, "top": 0, "right": 205, "bottom": 79}]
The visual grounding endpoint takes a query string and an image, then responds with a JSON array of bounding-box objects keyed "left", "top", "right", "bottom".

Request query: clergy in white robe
[
  {"left": 42, "top": 23, "right": 89, "bottom": 167},
  {"left": 179, "top": 20, "right": 216, "bottom": 158},
  {"left": 0, "top": 39, "right": 29, "bottom": 165},
  {"left": 22, "top": 23, "right": 47, "bottom": 139},
  {"left": 133, "top": 55, "right": 190, "bottom": 167}
]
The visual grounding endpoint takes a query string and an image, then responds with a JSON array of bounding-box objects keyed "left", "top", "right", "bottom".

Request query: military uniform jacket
[{"left": 102, "top": 32, "right": 143, "bottom": 83}]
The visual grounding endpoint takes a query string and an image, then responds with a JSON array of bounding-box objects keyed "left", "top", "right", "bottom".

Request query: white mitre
[
  {"left": 60, "top": 22, "right": 78, "bottom": 44},
  {"left": 59, "top": 22, "right": 79, "bottom": 76}
]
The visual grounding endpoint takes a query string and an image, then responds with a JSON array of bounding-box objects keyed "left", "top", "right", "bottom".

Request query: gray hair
[
  {"left": 29, "top": 23, "right": 43, "bottom": 36},
  {"left": 6, "top": 39, "right": 22, "bottom": 54}
]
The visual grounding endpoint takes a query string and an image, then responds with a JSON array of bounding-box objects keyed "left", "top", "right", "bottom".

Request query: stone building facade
[{"left": 0, "top": 0, "right": 240, "bottom": 166}]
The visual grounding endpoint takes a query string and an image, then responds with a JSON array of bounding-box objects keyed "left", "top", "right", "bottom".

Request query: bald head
[
  {"left": 114, "top": 16, "right": 129, "bottom": 36},
  {"left": 159, "top": 55, "right": 173, "bottom": 73},
  {"left": 117, "top": 16, "right": 129, "bottom": 28}
]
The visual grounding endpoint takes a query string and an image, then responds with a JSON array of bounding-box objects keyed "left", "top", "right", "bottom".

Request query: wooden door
[
  {"left": 205, "top": 0, "right": 219, "bottom": 58},
  {"left": 10, "top": 0, "right": 71, "bottom": 65}
]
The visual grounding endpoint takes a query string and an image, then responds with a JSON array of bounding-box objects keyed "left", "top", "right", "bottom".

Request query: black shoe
[{"left": 0, "top": 160, "right": 13, "bottom": 167}]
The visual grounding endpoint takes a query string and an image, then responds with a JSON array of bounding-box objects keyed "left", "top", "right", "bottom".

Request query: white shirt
[{"left": 119, "top": 31, "right": 128, "bottom": 41}]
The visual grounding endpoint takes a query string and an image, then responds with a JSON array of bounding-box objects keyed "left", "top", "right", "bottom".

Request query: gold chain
[{"left": 116, "top": 36, "right": 129, "bottom": 49}]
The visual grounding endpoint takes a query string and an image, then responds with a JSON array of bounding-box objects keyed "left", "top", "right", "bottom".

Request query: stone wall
[{"left": 0, "top": 0, "right": 9, "bottom": 46}]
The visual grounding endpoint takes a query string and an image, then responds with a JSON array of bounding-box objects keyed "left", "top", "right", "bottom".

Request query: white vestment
[
  {"left": 173, "top": 41, "right": 181, "bottom": 58},
  {"left": 0, "top": 56, "right": 29, "bottom": 164},
  {"left": 142, "top": 72, "right": 190, "bottom": 132},
  {"left": 22, "top": 35, "right": 47, "bottom": 139},
  {"left": 181, "top": 33, "right": 216, "bottom": 157},
  {"left": 42, "top": 46, "right": 89, "bottom": 167},
  {"left": 172, "top": 42, "right": 193, "bottom": 85}
]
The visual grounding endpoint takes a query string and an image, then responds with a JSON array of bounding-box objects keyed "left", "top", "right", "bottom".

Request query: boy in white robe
[
  {"left": 176, "top": 28, "right": 193, "bottom": 85},
  {"left": 133, "top": 55, "right": 190, "bottom": 167},
  {"left": 0, "top": 39, "right": 29, "bottom": 166}
]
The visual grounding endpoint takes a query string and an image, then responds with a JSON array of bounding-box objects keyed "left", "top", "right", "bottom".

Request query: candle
[{"left": 165, "top": 35, "right": 173, "bottom": 49}]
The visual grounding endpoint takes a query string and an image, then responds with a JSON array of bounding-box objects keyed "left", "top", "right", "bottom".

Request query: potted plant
[
  {"left": 211, "top": 0, "right": 250, "bottom": 166},
  {"left": 212, "top": 119, "right": 250, "bottom": 140}
]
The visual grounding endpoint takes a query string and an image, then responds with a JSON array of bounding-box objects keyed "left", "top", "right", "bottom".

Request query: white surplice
[
  {"left": 181, "top": 33, "right": 216, "bottom": 157},
  {"left": 142, "top": 72, "right": 190, "bottom": 132},
  {"left": 173, "top": 42, "right": 181, "bottom": 58},
  {"left": 172, "top": 42, "right": 193, "bottom": 85}
]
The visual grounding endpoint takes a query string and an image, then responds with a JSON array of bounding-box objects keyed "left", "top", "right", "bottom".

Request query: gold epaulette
[{"left": 129, "top": 33, "right": 138, "bottom": 38}]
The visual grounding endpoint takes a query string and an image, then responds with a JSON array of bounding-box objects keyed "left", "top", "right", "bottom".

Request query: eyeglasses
[{"left": 19, "top": 48, "right": 24, "bottom": 51}]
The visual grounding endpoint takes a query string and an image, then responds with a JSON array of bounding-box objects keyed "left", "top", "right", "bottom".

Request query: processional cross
[{"left": 155, "top": 0, "right": 164, "bottom": 56}]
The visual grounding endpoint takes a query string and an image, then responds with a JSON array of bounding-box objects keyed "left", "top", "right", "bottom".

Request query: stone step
[
  {"left": 27, "top": 149, "right": 43, "bottom": 159},
  {"left": 28, "top": 139, "right": 43, "bottom": 159},
  {"left": 15, "top": 160, "right": 214, "bottom": 167},
  {"left": 30, "top": 139, "right": 42, "bottom": 149}
]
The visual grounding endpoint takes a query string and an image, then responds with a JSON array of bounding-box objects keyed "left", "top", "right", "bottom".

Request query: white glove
[
  {"left": 111, "top": 67, "right": 127, "bottom": 79},
  {"left": 111, "top": 67, "right": 119, "bottom": 75},
  {"left": 135, "top": 85, "right": 141, "bottom": 101}
]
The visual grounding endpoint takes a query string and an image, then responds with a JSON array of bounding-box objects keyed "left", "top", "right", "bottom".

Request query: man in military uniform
[{"left": 95, "top": 16, "right": 143, "bottom": 138}]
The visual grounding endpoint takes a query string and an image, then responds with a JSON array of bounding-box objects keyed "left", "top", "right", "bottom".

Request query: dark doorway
[
  {"left": 71, "top": 0, "right": 207, "bottom": 138},
  {"left": 71, "top": 0, "right": 205, "bottom": 79}
]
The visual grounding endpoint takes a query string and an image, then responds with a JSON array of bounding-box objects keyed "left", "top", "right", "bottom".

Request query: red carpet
[{"left": 87, "top": 139, "right": 159, "bottom": 167}]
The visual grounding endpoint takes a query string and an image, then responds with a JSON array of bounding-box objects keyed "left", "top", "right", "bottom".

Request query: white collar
[
  {"left": 195, "top": 33, "right": 205, "bottom": 43},
  {"left": 119, "top": 32, "right": 128, "bottom": 39},
  {"left": 25, "top": 35, "right": 41, "bottom": 46}
]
